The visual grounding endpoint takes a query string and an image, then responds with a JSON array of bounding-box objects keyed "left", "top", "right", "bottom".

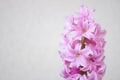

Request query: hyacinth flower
[{"left": 59, "top": 5, "right": 106, "bottom": 80}]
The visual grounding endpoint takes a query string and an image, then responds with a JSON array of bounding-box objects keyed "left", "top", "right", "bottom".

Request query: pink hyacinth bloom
[{"left": 59, "top": 5, "right": 106, "bottom": 80}]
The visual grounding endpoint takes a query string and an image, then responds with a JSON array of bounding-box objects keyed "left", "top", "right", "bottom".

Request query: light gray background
[{"left": 0, "top": 0, "right": 120, "bottom": 80}]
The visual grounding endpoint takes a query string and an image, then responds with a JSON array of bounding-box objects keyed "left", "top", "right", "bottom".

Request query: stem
[{"left": 81, "top": 37, "right": 86, "bottom": 49}]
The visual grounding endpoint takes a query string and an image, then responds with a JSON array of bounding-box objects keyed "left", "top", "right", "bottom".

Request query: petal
[
  {"left": 74, "top": 43, "right": 82, "bottom": 53},
  {"left": 80, "top": 75, "right": 88, "bottom": 80},
  {"left": 71, "top": 40, "right": 80, "bottom": 49},
  {"left": 79, "top": 55, "right": 88, "bottom": 67},
  {"left": 89, "top": 71, "right": 98, "bottom": 80}
]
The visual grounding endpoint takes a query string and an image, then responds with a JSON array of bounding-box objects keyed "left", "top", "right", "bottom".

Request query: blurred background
[{"left": 0, "top": 0, "right": 120, "bottom": 80}]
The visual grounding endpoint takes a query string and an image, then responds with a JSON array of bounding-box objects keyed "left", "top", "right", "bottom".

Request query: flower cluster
[{"left": 59, "top": 5, "right": 106, "bottom": 80}]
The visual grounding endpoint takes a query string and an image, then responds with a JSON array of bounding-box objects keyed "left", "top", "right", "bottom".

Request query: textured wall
[{"left": 0, "top": 0, "right": 120, "bottom": 80}]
